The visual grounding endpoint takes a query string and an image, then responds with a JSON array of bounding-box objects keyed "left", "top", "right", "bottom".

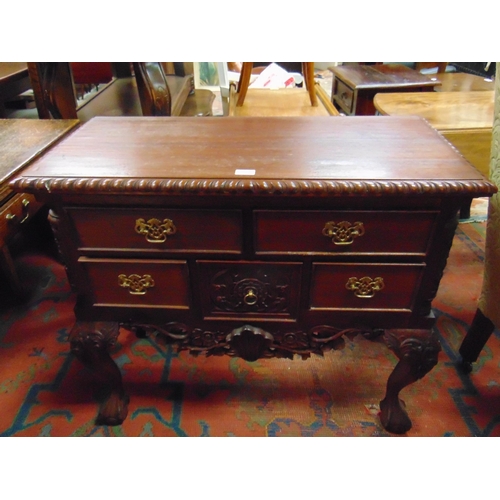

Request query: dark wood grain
[
  {"left": 11, "top": 116, "right": 494, "bottom": 190},
  {"left": 0, "top": 119, "right": 79, "bottom": 186}
]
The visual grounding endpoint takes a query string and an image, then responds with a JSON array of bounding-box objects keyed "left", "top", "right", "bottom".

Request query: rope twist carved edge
[{"left": 11, "top": 177, "right": 497, "bottom": 197}]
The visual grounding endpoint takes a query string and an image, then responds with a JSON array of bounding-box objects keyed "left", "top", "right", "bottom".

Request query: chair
[
  {"left": 27, "top": 62, "right": 192, "bottom": 121},
  {"left": 236, "top": 62, "right": 318, "bottom": 107},
  {"left": 459, "top": 63, "right": 500, "bottom": 372},
  {"left": 133, "top": 62, "right": 192, "bottom": 116}
]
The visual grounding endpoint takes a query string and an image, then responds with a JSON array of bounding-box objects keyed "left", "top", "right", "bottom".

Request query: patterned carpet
[{"left": 0, "top": 199, "right": 498, "bottom": 437}]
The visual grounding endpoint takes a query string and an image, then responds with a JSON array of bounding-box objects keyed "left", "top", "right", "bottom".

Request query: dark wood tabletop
[
  {"left": 1, "top": 119, "right": 79, "bottom": 197},
  {"left": 12, "top": 116, "right": 493, "bottom": 195},
  {"left": 330, "top": 64, "right": 440, "bottom": 90}
]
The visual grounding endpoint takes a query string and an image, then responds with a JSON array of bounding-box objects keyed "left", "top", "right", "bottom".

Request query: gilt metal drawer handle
[
  {"left": 5, "top": 199, "right": 31, "bottom": 225},
  {"left": 243, "top": 288, "right": 258, "bottom": 306},
  {"left": 322, "top": 221, "right": 365, "bottom": 245},
  {"left": 135, "top": 218, "right": 177, "bottom": 243},
  {"left": 118, "top": 274, "right": 155, "bottom": 295},
  {"left": 345, "top": 276, "right": 384, "bottom": 298}
]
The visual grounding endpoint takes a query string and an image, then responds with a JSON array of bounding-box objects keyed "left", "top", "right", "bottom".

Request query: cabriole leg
[
  {"left": 379, "top": 329, "right": 441, "bottom": 434},
  {"left": 69, "top": 321, "right": 129, "bottom": 426}
]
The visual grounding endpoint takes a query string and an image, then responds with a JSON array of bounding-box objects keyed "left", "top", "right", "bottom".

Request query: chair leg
[
  {"left": 236, "top": 62, "right": 253, "bottom": 107},
  {"left": 302, "top": 62, "right": 318, "bottom": 107},
  {"left": 459, "top": 308, "right": 495, "bottom": 372}
]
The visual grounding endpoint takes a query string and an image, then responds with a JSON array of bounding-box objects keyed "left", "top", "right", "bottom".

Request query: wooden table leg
[
  {"left": 302, "top": 62, "right": 318, "bottom": 106},
  {"left": 236, "top": 62, "right": 253, "bottom": 107},
  {"left": 69, "top": 321, "right": 129, "bottom": 426},
  {"left": 379, "top": 329, "right": 441, "bottom": 434}
]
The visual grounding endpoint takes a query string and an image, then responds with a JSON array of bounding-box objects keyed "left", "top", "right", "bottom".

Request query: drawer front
[
  {"left": 0, "top": 194, "right": 41, "bottom": 242},
  {"left": 254, "top": 210, "right": 437, "bottom": 256},
  {"left": 68, "top": 208, "right": 243, "bottom": 254},
  {"left": 310, "top": 263, "right": 424, "bottom": 311},
  {"left": 79, "top": 257, "right": 190, "bottom": 309},
  {"left": 333, "top": 79, "right": 354, "bottom": 114},
  {"left": 197, "top": 261, "right": 302, "bottom": 320}
]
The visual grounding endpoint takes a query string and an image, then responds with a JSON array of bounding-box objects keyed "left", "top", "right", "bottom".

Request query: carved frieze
[{"left": 123, "top": 321, "right": 371, "bottom": 361}]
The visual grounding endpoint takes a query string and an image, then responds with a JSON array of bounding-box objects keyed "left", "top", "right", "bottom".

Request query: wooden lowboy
[{"left": 11, "top": 115, "right": 496, "bottom": 433}]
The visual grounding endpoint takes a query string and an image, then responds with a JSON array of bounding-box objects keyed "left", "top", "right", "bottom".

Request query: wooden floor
[{"left": 229, "top": 83, "right": 338, "bottom": 117}]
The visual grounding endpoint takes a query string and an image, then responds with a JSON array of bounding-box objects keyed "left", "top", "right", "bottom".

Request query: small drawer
[
  {"left": 333, "top": 79, "right": 354, "bottom": 114},
  {"left": 310, "top": 262, "right": 425, "bottom": 312},
  {"left": 78, "top": 257, "right": 190, "bottom": 309},
  {"left": 254, "top": 210, "right": 437, "bottom": 256},
  {"left": 197, "top": 260, "right": 302, "bottom": 320},
  {"left": 67, "top": 208, "right": 243, "bottom": 254},
  {"left": 0, "top": 194, "right": 41, "bottom": 241}
]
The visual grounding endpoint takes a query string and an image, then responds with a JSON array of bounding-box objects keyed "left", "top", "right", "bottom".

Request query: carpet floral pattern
[{"left": 1, "top": 201, "right": 498, "bottom": 437}]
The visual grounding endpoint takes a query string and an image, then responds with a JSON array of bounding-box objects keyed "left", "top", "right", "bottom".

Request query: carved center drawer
[
  {"left": 67, "top": 208, "right": 243, "bottom": 254},
  {"left": 78, "top": 257, "right": 190, "bottom": 309},
  {"left": 310, "top": 262, "right": 425, "bottom": 312},
  {"left": 254, "top": 210, "right": 437, "bottom": 256}
]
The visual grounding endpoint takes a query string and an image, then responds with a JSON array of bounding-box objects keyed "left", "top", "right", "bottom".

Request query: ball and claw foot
[
  {"left": 379, "top": 397, "right": 412, "bottom": 435},
  {"left": 95, "top": 392, "right": 130, "bottom": 426},
  {"left": 69, "top": 321, "right": 129, "bottom": 426}
]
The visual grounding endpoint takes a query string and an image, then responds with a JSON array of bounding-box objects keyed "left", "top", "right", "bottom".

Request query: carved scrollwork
[
  {"left": 121, "top": 322, "right": 372, "bottom": 361},
  {"left": 322, "top": 221, "right": 365, "bottom": 245},
  {"left": 384, "top": 329, "right": 441, "bottom": 379},
  {"left": 70, "top": 321, "right": 120, "bottom": 359}
]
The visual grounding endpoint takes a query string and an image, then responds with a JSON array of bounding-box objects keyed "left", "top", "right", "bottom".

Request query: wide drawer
[
  {"left": 254, "top": 210, "right": 437, "bottom": 256},
  {"left": 67, "top": 208, "right": 243, "bottom": 254},
  {"left": 197, "top": 260, "right": 302, "bottom": 320},
  {"left": 78, "top": 257, "right": 190, "bottom": 309},
  {"left": 310, "top": 262, "right": 425, "bottom": 311}
]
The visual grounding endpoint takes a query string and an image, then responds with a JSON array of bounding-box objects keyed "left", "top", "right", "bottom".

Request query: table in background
[
  {"left": 0, "top": 119, "right": 79, "bottom": 294},
  {"left": 374, "top": 91, "right": 495, "bottom": 179},
  {"left": 433, "top": 72, "right": 495, "bottom": 92},
  {"left": 329, "top": 64, "right": 438, "bottom": 115},
  {"left": 0, "top": 63, "right": 30, "bottom": 118}
]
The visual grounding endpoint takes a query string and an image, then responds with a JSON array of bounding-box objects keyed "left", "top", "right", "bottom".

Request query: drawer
[
  {"left": 333, "top": 79, "right": 354, "bottom": 114},
  {"left": 310, "top": 262, "right": 425, "bottom": 312},
  {"left": 254, "top": 210, "right": 437, "bottom": 256},
  {"left": 78, "top": 257, "right": 190, "bottom": 309},
  {"left": 0, "top": 194, "right": 42, "bottom": 242},
  {"left": 67, "top": 208, "right": 242, "bottom": 254},
  {"left": 197, "top": 260, "right": 302, "bottom": 320}
]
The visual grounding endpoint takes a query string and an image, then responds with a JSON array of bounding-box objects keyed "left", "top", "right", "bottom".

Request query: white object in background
[
  {"left": 249, "top": 63, "right": 295, "bottom": 90},
  {"left": 217, "top": 62, "right": 230, "bottom": 98}
]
